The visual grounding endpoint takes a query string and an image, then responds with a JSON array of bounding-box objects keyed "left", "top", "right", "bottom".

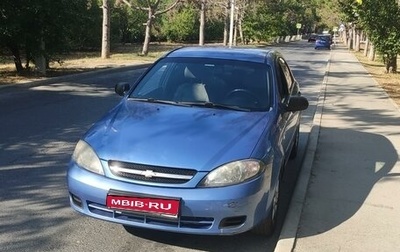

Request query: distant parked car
[
  {"left": 67, "top": 46, "right": 309, "bottom": 237},
  {"left": 315, "top": 35, "right": 332, "bottom": 50},
  {"left": 308, "top": 34, "right": 318, "bottom": 42}
]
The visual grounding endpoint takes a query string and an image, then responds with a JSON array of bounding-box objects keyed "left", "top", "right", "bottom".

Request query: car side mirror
[
  {"left": 115, "top": 82, "right": 131, "bottom": 96},
  {"left": 286, "top": 96, "right": 309, "bottom": 112}
]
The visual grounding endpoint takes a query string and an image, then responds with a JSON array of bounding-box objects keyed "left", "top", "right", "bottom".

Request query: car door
[{"left": 276, "top": 57, "right": 299, "bottom": 162}]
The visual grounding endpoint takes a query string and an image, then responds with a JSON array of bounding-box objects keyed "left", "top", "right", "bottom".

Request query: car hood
[{"left": 84, "top": 101, "right": 273, "bottom": 172}]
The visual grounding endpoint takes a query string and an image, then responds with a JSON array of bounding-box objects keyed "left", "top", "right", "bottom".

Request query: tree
[
  {"left": 102, "top": 0, "right": 111, "bottom": 59},
  {"left": 354, "top": 0, "right": 400, "bottom": 72},
  {"left": 193, "top": 0, "right": 226, "bottom": 45},
  {"left": 0, "top": 0, "right": 103, "bottom": 73},
  {"left": 199, "top": 0, "right": 206, "bottom": 45},
  {"left": 0, "top": 0, "right": 31, "bottom": 72},
  {"left": 242, "top": 1, "right": 290, "bottom": 43},
  {"left": 339, "top": 0, "right": 400, "bottom": 72},
  {"left": 118, "top": 0, "right": 180, "bottom": 56},
  {"left": 111, "top": 4, "right": 146, "bottom": 44},
  {"left": 156, "top": 0, "right": 225, "bottom": 44},
  {"left": 161, "top": 5, "right": 198, "bottom": 42}
]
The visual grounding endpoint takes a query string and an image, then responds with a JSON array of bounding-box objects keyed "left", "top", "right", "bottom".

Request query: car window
[
  {"left": 130, "top": 58, "right": 272, "bottom": 111},
  {"left": 277, "top": 58, "right": 293, "bottom": 101},
  {"left": 317, "top": 35, "right": 331, "bottom": 41},
  {"left": 133, "top": 63, "right": 168, "bottom": 97}
]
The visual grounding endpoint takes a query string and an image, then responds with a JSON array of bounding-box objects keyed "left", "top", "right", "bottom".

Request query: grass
[
  {"left": 0, "top": 43, "right": 179, "bottom": 85},
  {"left": 353, "top": 51, "right": 400, "bottom": 107}
]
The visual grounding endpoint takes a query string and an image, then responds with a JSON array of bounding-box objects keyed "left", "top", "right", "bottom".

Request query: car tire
[
  {"left": 289, "top": 126, "right": 300, "bottom": 159},
  {"left": 252, "top": 177, "right": 280, "bottom": 236}
]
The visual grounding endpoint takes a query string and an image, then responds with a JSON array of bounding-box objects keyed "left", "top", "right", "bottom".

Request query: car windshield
[{"left": 129, "top": 57, "right": 272, "bottom": 111}]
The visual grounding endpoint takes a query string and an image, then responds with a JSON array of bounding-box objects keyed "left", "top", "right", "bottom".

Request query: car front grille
[
  {"left": 108, "top": 160, "right": 197, "bottom": 184},
  {"left": 87, "top": 202, "right": 214, "bottom": 229}
]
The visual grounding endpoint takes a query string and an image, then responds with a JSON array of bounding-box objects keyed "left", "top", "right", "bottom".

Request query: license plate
[{"left": 106, "top": 194, "right": 180, "bottom": 218}]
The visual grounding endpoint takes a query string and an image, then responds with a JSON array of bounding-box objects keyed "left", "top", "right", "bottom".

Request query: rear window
[{"left": 318, "top": 36, "right": 331, "bottom": 41}]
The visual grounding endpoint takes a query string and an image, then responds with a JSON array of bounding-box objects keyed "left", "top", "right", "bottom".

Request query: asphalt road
[{"left": 0, "top": 41, "right": 330, "bottom": 252}]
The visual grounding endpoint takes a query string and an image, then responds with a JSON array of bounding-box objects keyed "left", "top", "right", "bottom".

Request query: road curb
[{"left": 274, "top": 50, "right": 332, "bottom": 252}]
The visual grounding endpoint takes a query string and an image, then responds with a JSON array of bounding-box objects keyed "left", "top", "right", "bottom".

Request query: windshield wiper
[
  {"left": 179, "top": 101, "right": 251, "bottom": 112},
  {"left": 128, "top": 98, "right": 251, "bottom": 111},
  {"left": 128, "top": 97, "right": 191, "bottom": 106}
]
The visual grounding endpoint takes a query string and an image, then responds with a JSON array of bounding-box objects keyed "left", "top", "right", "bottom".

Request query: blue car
[
  {"left": 67, "top": 47, "right": 308, "bottom": 236},
  {"left": 315, "top": 35, "right": 332, "bottom": 50}
]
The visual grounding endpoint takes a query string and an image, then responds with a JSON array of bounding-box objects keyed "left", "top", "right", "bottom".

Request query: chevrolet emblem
[{"left": 141, "top": 170, "right": 156, "bottom": 178}]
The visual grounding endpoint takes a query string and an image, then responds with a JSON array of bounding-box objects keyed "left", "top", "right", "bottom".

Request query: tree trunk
[
  {"left": 25, "top": 47, "right": 33, "bottom": 69},
  {"left": 34, "top": 38, "right": 46, "bottom": 76},
  {"left": 355, "top": 29, "right": 360, "bottom": 52},
  {"left": 368, "top": 44, "right": 375, "bottom": 61},
  {"left": 223, "top": 1, "right": 229, "bottom": 46},
  {"left": 385, "top": 55, "right": 397, "bottom": 73},
  {"left": 233, "top": 8, "right": 238, "bottom": 46},
  {"left": 228, "top": 0, "right": 235, "bottom": 47},
  {"left": 342, "top": 28, "right": 347, "bottom": 46},
  {"left": 7, "top": 43, "right": 24, "bottom": 73},
  {"left": 120, "top": 0, "right": 178, "bottom": 55},
  {"left": 199, "top": 0, "right": 206, "bottom": 46},
  {"left": 238, "top": 12, "right": 243, "bottom": 44},
  {"left": 142, "top": 9, "right": 154, "bottom": 56},
  {"left": 101, "top": 0, "right": 111, "bottom": 59},
  {"left": 363, "top": 37, "right": 369, "bottom": 57},
  {"left": 347, "top": 27, "right": 353, "bottom": 49}
]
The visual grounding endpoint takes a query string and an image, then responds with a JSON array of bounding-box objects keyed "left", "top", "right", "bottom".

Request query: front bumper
[{"left": 67, "top": 163, "right": 273, "bottom": 235}]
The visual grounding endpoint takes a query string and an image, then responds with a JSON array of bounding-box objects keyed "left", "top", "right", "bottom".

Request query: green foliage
[
  {"left": 341, "top": 0, "right": 400, "bottom": 57},
  {"left": 204, "top": 20, "right": 224, "bottom": 42},
  {"left": 66, "top": 0, "right": 103, "bottom": 50},
  {"left": 0, "top": 0, "right": 104, "bottom": 69},
  {"left": 242, "top": 2, "right": 286, "bottom": 42},
  {"left": 243, "top": 0, "right": 319, "bottom": 42},
  {"left": 354, "top": 0, "right": 400, "bottom": 58},
  {"left": 0, "top": 0, "right": 24, "bottom": 46},
  {"left": 111, "top": 5, "right": 146, "bottom": 43},
  {"left": 313, "top": 0, "right": 341, "bottom": 32},
  {"left": 160, "top": 6, "right": 198, "bottom": 42},
  {"left": 338, "top": 0, "right": 359, "bottom": 22}
]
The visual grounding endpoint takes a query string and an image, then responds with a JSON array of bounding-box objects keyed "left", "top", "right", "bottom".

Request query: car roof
[{"left": 163, "top": 46, "right": 278, "bottom": 64}]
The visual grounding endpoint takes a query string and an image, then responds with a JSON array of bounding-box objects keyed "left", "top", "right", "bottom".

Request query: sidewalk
[{"left": 276, "top": 45, "right": 400, "bottom": 251}]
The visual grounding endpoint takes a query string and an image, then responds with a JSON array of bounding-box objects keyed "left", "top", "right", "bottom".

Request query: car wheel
[
  {"left": 252, "top": 178, "right": 280, "bottom": 236},
  {"left": 289, "top": 126, "right": 300, "bottom": 159}
]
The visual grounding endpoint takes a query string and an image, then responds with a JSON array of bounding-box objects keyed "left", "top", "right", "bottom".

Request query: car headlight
[
  {"left": 198, "top": 159, "right": 265, "bottom": 187},
  {"left": 72, "top": 140, "right": 104, "bottom": 175}
]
